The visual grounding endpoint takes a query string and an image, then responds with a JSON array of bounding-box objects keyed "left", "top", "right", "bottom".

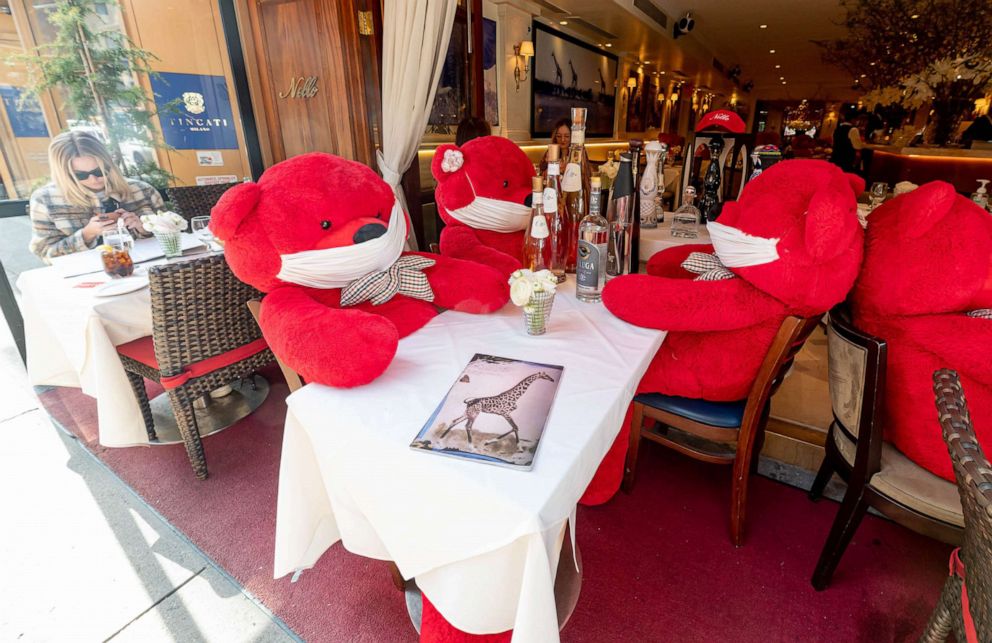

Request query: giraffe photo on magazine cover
[{"left": 410, "top": 354, "right": 564, "bottom": 470}]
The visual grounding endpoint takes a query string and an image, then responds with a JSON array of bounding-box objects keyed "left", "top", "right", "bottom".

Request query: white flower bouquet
[
  {"left": 140, "top": 210, "right": 189, "bottom": 234},
  {"left": 508, "top": 269, "right": 558, "bottom": 335},
  {"left": 141, "top": 210, "right": 188, "bottom": 257}
]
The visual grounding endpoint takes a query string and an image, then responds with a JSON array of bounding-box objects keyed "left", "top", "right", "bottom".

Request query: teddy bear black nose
[
  {"left": 523, "top": 193, "right": 533, "bottom": 208},
  {"left": 353, "top": 223, "right": 387, "bottom": 244}
]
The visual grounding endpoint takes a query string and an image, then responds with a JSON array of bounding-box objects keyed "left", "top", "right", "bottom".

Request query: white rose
[{"left": 510, "top": 279, "right": 533, "bottom": 306}]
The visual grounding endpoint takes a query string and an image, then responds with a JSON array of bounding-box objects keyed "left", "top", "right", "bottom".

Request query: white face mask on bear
[
  {"left": 707, "top": 220, "right": 780, "bottom": 268},
  {"left": 447, "top": 175, "right": 532, "bottom": 233},
  {"left": 276, "top": 200, "right": 407, "bottom": 289}
]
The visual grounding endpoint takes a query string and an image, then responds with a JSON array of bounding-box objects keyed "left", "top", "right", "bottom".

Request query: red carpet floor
[{"left": 39, "top": 370, "right": 950, "bottom": 642}]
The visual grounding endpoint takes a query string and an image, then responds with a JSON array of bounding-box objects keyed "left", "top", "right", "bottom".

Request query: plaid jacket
[{"left": 29, "top": 178, "right": 164, "bottom": 263}]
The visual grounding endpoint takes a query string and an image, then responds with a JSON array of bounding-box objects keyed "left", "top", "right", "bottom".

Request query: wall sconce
[
  {"left": 513, "top": 40, "right": 534, "bottom": 91},
  {"left": 627, "top": 77, "right": 637, "bottom": 90}
]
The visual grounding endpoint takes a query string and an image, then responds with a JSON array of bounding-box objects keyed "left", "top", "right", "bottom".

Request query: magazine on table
[{"left": 411, "top": 354, "right": 564, "bottom": 470}]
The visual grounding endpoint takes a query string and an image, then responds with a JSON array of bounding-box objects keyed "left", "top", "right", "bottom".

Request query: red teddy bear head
[
  {"left": 431, "top": 135, "right": 534, "bottom": 227},
  {"left": 713, "top": 159, "right": 864, "bottom": 315},
  {"left": 852, "top": 181, "right": 992, "bottom": 318},
  {"left": 210, "top": 152, "right": 401, "bottom": 292}
]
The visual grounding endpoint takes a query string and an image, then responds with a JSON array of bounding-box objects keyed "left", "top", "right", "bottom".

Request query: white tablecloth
[
  {"left": 274, "top": 278, "right": 666, "bottom": 641},
  {"left": 18, "top": 235, "right": 207, "bottom": 447},
  {"left": 639, "top": 221, "right": 711, "bottom": 262}
]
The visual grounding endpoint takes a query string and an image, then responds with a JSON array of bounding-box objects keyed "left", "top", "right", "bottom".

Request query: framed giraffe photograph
[
  {"left": 410, "top": 354, "right": 564, "bottom": 470},
  {"left": 531, "top": 22, "right": 618, "bottom": 139}
]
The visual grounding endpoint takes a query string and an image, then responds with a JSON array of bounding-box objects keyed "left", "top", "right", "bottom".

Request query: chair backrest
[
  {"left": 167, "top": 183, "right": 239, "bottom": 222},
  {"left": 246, "top": 299, "right": 305, "bottom": 393},
  {"left": 933, "top": 369, "right": 992, "bottom": 636},
  {"left": 741, "top": 314, "right": 821, "bottom": 429},
  {"left": 147, "top": 254, "right": 263, "bottom": 377},
  {"left": 826, "top": 305, "right": 888, "bottom": 472}
]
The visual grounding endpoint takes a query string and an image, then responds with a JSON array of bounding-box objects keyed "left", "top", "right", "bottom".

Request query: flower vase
[
  {"left": 155, "top": 231, "right": 182, "bottom": 258},
  {"left": 523, "top": 291, "right": 555, "bottom": 336}
]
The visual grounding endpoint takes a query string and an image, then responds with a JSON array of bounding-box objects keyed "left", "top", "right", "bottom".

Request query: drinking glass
[
  {"left": 869, "top": 182, "right": 888, "bottom": 209},
  {"left": 191, "top": 216, "right": 216, "bottom": 250}
]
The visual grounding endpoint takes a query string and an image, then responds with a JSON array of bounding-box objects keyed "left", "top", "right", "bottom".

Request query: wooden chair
[
  {"left": 921, "top": 370, "right": 992, "bottom": 643},
  {"left": 116, "top": 254, "right": 273, "bottom": 479},
  {"left": 246, "top": 299, "right": 304, "bottom": 393},
  {"left": 623, "top": 314, "right": 821, "bottom": 546},
  {"left": 167, "top": 183, "right": 239, "bottom": 222},
  {"left": 808, "top": 307, "right": 962, "bottom": 590}
]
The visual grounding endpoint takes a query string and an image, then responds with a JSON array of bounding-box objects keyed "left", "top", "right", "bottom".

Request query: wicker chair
[
  {"left": 116, "top": 254, "right": 273, "bottom": 479},
  {"left": 623, "top": 314, "right": 821, "bottom": 546},
  {"left": 920, "top": 370, "right": 992, "bottom": 643},
  {"left": 246, "top": 299, "right": 304, "bottom": 394},
  {"left": 167, "top": 183, "right": 239, "bottom": 222},
  {"left": 809, "top": 307, "right": 962, "bottom": 590}
]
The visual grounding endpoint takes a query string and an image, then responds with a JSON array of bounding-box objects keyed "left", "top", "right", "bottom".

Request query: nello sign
[{"left": 152, "top": 72, "right": 239, "bottom": 150}]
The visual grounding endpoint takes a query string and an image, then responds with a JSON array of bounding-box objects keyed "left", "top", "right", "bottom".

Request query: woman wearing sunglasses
[{"left": 29, "top": 131, "right": 163, "bottom": 262}]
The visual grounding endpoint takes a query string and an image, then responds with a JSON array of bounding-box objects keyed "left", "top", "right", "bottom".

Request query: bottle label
[
  {"left": 547, "top": 163, "right": 559, "bottom": 176},
  {"left": 562, "top": 163, "right": 582, "bottom": 192},
  {"left": 576, "top": 240, "right": 604, "bottom": 288},
  {"left": 571, "top": 130, "right": 585, "bottom": 146},
  {"left": 543, "top": 187, "right": 558, "bottom": 214},
  {"left": 530, "top": 214, "right": 549, "bottom": 239}
]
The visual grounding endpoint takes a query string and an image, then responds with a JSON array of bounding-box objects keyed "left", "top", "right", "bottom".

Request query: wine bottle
[
  {"left": 561, "top": 107, "right": 589, "bottom": 273},
  {"left": 628, "top": 139, "right": 643, "bottom": 274},
  {"left": 606, "top": 153, "right": 634, "bottom": 280},
  {"left": 523, "top": 176, "right": 550, "bottom": 271},
  {"left": 577, "top": 176, "right": 608, "bottom": 302},
  {"left": 544, "top": 144, "right": 567, "bottom": 283}
]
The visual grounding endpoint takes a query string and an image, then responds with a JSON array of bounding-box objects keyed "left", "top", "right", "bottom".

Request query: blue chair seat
[{"left": 634, "top": 393, "right": 746, "bottom": 429}]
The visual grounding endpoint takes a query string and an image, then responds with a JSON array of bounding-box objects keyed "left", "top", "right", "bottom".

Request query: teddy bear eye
[
  {"left": 502, "top": 180, "right": 509, "bottom": 188},
  {"left": 321, "top": 220, "right": 331, "bottom": 230}
]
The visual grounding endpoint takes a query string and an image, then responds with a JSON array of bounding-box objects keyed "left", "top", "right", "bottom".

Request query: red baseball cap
[{"left": 695, "top": 109, "right": 746, "bottom": 134}]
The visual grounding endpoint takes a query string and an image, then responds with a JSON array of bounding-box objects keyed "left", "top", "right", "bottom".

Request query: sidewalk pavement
[{"left": 0, "top": 301, "right": 298, "bottom": 642}]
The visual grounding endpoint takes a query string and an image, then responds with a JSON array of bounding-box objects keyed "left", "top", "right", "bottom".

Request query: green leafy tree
[
  {"left": 10, "top": 0, "right": 177, "bottom": 186},
  {"left": 819, "top": 0, "right": 992, "bottom": 89}
]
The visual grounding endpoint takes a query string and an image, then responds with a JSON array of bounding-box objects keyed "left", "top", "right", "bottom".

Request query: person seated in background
[
  {"left": 829, "top": 107, "right": 864, "bottom": 173},
  {"left": 454, "top": 116, "right": 491, "bottom": 146},
  {"left": 29, "top": 131, "right": 161, "bottom": 263},
  {"left": 962, "top": 112, "right": 992, "bottom": 148},
  {"left": 539, "top": 117, "right": 592, "bottom": 178}
]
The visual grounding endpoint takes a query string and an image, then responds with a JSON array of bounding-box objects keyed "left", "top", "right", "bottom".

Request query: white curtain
[{"left": 377, "top": 0, "right": 458, "bottom": 250}]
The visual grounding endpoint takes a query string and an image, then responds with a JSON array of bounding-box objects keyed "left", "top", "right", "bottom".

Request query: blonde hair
[{"left": 48, "top": 131, "right": 131, "bottom": 209}]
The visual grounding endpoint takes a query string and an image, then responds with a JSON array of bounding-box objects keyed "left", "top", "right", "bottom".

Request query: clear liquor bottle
[
  {"left": 544, "top": 143, "right": 567, "bottom": 283},
  {"left": 522, "top": 176, "right": 550, "bottom": 271},
  {"left": 576, "top": 176, "right": 609, "bottom": 302},
  {"left": 670, "top": 185, "right": 701, "bottom": 239},
  {"left": 561, "top": 107, "right": 589, "bottom": 273}
]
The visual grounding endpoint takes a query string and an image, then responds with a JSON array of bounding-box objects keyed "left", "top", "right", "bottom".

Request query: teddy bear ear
[
  {"left": 893, "top": 181, "right": 957, "bottom": 239},
  {"left": 210, "top": 182, "right": 261, "bottom": 241},
  {"left": 804, "top": 178, "right": 860, "bottom": 261},
  {"left": 431, "top": 143, "right": 465, "bottom": 183},
  {"left": 845, "top": 173, "right": 865, "bottom": 196}
]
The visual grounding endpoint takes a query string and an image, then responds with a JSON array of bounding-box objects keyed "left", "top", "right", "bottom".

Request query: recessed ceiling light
[
  {"left": 869, "top": 61, "right": 876, "bottom": 66},
  {"left": 910, "top": 13, "right": 919, "bottom": 18},
  {"left": 560, "top": 20, "right": 568, "bottom": 25},
  {"left": 781, "top": 81, "right": 787, "bottom": 85},
  {"left": 779, "top": 76, "right": 785, "bottom": 80},
  {"left": 759, "top": 24, "right": 768, "bottom": 29},
  {"left": 769, "top": 49, "right": 776, "bottom": 54},
  {"left": 605, "top": 43, "right": 612, "bottom": 47},
  {"left": 775, "top": 64, "right": 781, "bottom": 69},
  {"left": 660, "top": 71, "right": 666, "bottom": 75},
  {"left": 860, "top": 73, "right": 867, "bottom": 77}
]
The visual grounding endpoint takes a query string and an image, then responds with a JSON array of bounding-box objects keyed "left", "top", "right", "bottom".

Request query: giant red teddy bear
[
  {"left": 433, "top": 136, "right": 536, "bottom": 277},
  {"left": 585, "top": 160, "right": 864, "bottom": 503},
  {"left": 209, "top": 152, "right": 508, "bottom": 388},
  {"left": 851, "top": 181, "right": 992, "bottom": 481}
]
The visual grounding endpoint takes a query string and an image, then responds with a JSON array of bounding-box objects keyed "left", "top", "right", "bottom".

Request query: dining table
[
  {"left": 273, "top": 277, "right": 667, "bottom": 642},
  {"left": 17, "top": 233, "right": 207, "bottom": 447},
  {"left": 639, "top": 218, "right": 712, "bottom": 263}
]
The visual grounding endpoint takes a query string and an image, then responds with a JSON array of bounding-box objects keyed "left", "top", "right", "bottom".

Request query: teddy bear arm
[
  {"left": 259, "top": 287, "right": 400, "bottom": 387},
  {"left": 602, "top": 274, "right": 783, "bottom": 332},
  {"left": 416, "top": 253, "right": 510, "bottom": 313},
  {"left": 892, "top": 314, "right": 992, "bottom": 387},
  {"left": 646, "top": 243, "right": 716, "bottom": 278},
  {"left": 440, "top": 225, "right": 522, "bottom": 277}
]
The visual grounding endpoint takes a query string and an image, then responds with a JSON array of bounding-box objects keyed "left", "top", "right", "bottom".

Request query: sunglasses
[{"left": 73, "top": 167, "right": 104, "bottom": 181}]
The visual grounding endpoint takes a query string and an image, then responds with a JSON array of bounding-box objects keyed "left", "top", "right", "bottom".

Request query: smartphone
[{"left": 101, "top": 197, "right": 120, "bottom": 215}]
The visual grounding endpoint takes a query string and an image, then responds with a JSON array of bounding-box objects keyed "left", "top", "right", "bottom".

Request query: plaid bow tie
[
  {"left": 967, "top": 309, "right": 992, "bottom": 319},
  {"left": 681, "top": 252, "right": 735, "bottom": 281},
  {"left": 340, "top": 255, "right": 436, "bottom": 307}
]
